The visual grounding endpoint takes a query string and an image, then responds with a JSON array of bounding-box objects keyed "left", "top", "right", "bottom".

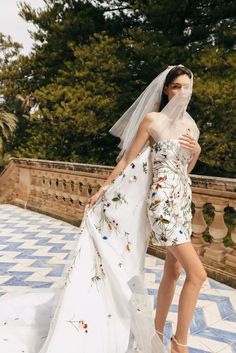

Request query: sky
[{"left": 0, "top": 0, "right": 45, "bottom": 54}]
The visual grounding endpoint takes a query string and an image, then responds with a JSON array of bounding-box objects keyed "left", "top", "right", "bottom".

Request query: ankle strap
[
  {"left": 155, "top": 329, "right": 164, "bottom": 336},
  {"left": 171, "top": 335, "right": 187, "bottom": 347}
]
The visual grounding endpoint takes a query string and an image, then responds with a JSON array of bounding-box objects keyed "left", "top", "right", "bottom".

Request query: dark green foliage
[
  {"left": 7, "top": 34, "right": 141, "bottom": 164},
  {"left": 0, "top": 0, "right": 235, "bottom": 174}
]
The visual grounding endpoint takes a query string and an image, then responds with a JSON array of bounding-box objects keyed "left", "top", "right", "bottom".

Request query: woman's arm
[
  {"left": 178, "top": 132, "right": 201, "bottom": 174},
  {"left": 86, "top": 115, "right": 151, "bottom": 208},
  {"left": 100, "top": 115, "right": 151, "bottom": 189}
]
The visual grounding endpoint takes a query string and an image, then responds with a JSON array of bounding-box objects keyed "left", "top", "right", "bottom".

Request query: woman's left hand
[{"left": 178, "top": 131, "right": 201, "bottom": 155}]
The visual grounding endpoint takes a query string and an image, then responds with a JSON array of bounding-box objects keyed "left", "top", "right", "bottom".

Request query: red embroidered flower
[{"left": 158, "top": 177, "right": 165, "bottom": 182}]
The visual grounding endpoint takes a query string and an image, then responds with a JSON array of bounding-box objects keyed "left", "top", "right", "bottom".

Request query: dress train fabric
[{"left": 0, "top": 146, "right": 168, "bottom": 353}]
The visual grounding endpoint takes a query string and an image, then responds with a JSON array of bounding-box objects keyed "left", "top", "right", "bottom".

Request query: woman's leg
[
  {"left": 167, "top": 242, "right": 207, "bottom": 351},
  {"left": 155, "top": 249, "right": 183, "bottom": 335}
]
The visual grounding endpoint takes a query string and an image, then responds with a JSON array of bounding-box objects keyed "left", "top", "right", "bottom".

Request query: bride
[{"left": 0, "top": 65, "right": 206, "bottom": 353}]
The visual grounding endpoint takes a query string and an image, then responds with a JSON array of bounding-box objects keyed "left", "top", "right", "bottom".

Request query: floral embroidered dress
[
  {"left": 147, "top": 138, "right": 193, "bottom": 246},
  {"left": 0, "top": 146, "right": 169, "bottom": 353}
]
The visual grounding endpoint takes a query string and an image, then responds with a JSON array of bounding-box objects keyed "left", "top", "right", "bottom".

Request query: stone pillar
[
  {"left": 204, "top": 200, "right": 228, "bottom": 263},
  {"left": 14, "top": 167, "right": 31, "bottom": 207}
]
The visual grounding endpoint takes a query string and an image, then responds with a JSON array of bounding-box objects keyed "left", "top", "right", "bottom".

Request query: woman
[
  {"left": 87, "top": 65, "right": 207, "bottom": 353},
  {"left": 0, "top": 66, "right": 206, "bottom": 353}
]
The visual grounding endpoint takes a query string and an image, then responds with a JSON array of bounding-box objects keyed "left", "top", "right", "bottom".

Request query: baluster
[
  {"left": 225, "top": 202, "right": 236, "bottom": 268},
  {"left": 203, "top": 200, "right": 228, "bottom": 263},
  {"left": 49, "top": 175, "right": 55, "bottom": 189},
  {"left": 62, "top": 178, "right": 70, "bottom": 192},
  {"left": 191, "top": 198, "right": 208, "bottom": 255},
  {"left": 56, "top": 176, "right": 64, "bottom": 191}
]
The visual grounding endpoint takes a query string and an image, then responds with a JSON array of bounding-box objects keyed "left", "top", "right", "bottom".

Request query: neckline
[{"left": 150, "top": 138, "right": 179, "bottom": 149}]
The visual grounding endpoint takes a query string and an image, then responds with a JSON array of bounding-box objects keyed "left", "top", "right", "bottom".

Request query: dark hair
[{"left": 159, "top": 66, "right": 192, "bottom": 112}]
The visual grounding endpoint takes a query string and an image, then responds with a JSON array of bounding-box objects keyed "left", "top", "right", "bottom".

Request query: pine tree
[{"left": 0, "top": 0, "right": 235, "bottom": 174}]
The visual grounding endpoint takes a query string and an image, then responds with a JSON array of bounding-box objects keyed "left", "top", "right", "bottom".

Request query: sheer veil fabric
[
  {"left": 109, "top": 65, "right": 199, "bottom": 162},
  {"left": 0, "top": 65, "right": 199, "bottom": 353}
]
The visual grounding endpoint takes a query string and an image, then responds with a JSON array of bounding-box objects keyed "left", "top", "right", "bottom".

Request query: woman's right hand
[{"left": 85, "top": 190, "right": 103, "bottom": 210}]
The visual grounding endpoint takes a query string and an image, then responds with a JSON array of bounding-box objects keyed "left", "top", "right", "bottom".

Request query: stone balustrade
[
  {"left": 0, "top": 158, "right": 236, "bottom": 287},
  {"left": 0, "top": 158, "right": 112, "bottom": 225}
]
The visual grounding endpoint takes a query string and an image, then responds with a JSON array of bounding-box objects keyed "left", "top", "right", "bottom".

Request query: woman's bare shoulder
[{"left": 144, "top": 112, "right": 166, "bottom": 124}]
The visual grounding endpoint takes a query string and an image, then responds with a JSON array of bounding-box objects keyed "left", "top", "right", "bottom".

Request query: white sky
[{"left": 0, "top": 0, "right": 45, "bottom": 54}]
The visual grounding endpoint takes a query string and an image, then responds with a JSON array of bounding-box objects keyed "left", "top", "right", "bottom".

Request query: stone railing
[
  {"left": 0, "top": 158, "right": 236, "bottom": 287},
  {"left": 0, "top": 158, "right": 112, "bottom": 225}
]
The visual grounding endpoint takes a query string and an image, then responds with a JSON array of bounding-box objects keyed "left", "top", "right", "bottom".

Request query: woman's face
[{"left": 164, "top": 74, "right": 191, "bottom": 101}]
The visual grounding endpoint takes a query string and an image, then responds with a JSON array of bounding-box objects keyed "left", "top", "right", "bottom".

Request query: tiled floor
[{"left": 0, "top": 204, "right": 236, "bottom": 353}]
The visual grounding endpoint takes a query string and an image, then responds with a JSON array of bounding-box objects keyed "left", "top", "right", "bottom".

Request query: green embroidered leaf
[
  {"left": 161, "top": 218, "right": 170, "bottom": 224},
  {"left": 112, "top": 197, "right": 120, "bottom": 201}
]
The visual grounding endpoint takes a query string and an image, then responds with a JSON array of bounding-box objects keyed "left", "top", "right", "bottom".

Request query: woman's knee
[
  {"left": 163, "top": 250, "right": 183, "bottom": 281},
  {"left": 186, "top": 268, "right": 207, "bottom": 286},
  {"left": 164, "top": 265, "right": 182, "bottom": 281},
  {"left": 167, "top": 243, "right": 207, "bottom": 286}
]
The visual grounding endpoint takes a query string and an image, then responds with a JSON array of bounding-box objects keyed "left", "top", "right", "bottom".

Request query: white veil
[{"left": 109, "top": 65, "right": 199, "bottom": 161}]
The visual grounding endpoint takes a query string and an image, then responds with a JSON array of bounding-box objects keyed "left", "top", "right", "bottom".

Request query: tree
[
  {"left": 0, "top": 110, "right": 18, "bottom": 160},
  {"left": 94, "top": 0, "right": 236, "bottom": 175},
  {"left": 0, "top": 0, "right": 235, "bottom": 175},
  {"left": 0, "top": 34, "right": 21, "bottom": 164},
  {"left": 18, "top": 0, "right": 107, "bottom": 89},
  {"left": 191, "top": 48, "right": 236, "bottom": 174},
  {"left": 9, "top": 33, "right": 139, "bottom": 164}
]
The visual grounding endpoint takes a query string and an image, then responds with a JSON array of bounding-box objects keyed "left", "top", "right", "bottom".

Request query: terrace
[{"left": 0, "top": 158, "right": 236, "bottom": 352}]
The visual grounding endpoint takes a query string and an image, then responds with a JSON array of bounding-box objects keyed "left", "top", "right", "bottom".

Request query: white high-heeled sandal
[
  {"left": 155, "top": 329, "right": 164, "bottom": 342},
  {"left": 155, "top": 329, "right": 164, "bottom": 337},
  {"left": 171, "top": 334, "right": 188, "bottom": 347}
]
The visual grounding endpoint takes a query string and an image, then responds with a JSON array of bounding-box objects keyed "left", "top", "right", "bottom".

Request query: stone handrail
[{"left": 0, "top": 158, "right": 236, "bottom": 287}]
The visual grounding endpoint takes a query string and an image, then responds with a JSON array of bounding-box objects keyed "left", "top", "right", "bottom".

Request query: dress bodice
[
  {"left": 147, "top": 138, "right": 194, "bottom": 246},
  {"left": 150, "top": 138, "right": 193, "bottom": 182}
]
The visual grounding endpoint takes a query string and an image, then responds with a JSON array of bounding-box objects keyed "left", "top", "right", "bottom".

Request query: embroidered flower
[
  {"left": 67, "top": 319, "right": 89, "bottom": 333},
  {"left": 143, "top": 162, "right": 148, "bottom": 173},
  {"left": 128, "top": 175, "right": 137, "bottom": 183},
  {"left": 126, "top": 242, "right": 131, "bottom": 251},
  {"left": 158, "top": 176, "right": 165, "bottom": 182},
  {"left": 79, "top": 320, "right": 88, "bottom": 333},
  {"left": 112, "top": 192, "right": 128, "bottom": 205},
  {"left": 160, "top": 235, "right": 168, "bottom": 241}
]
